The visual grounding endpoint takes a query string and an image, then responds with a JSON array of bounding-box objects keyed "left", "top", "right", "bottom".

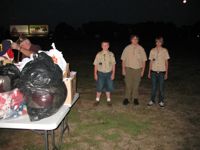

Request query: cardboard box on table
[{"left": 63, "top": 71, "right": 77, "bottom": 107}]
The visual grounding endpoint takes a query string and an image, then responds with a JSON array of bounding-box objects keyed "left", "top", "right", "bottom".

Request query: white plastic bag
[
  {"left": 44, "top": 43, "right": 67, "bottom": 72},
  {"left": 15, "top": 43, "right": 67, "bottom": 73},
  {"left": 15, "top": 56, "right": 34, "bottom": 71}
]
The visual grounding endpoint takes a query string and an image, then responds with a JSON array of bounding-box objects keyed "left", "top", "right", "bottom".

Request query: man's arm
[
  {"left": 94, "top": 65, "right": 98, "bottom": 81},
  {"left": 141, "top": 48, "right": 147, "bottom": 77},
  {"left": 19, "top": 47, "right": 33, "bottom": 57},
  {"left": 148, "top": 60, "right": 152, "bottom": 79},
  {"left": 111, "top": 64, "right": 116, "bottom": 80},
  {"left": 165, "top": 60, "right": 169, "bottom": 80},
  {"left": 148, "top": 50, "right": 153, "bottom": 79},
  {"left": 121, "top": 47, "right": 127, "bottom": 76},
  {"left": 11, "top": 42, "right": 33, "bottom": 57},
  {"left": 122, "top": 60, "right": 126, "bottom": 76},
  {"left": 141, "top": 61, "right": 146, "bottom": 77}
]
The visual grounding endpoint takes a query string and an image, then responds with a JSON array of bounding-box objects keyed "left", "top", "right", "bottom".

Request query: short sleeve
[
  {"left": 111, "top": 53, "right": 116, "bottom": 65},
  {"left": 121, "top": 47, "right": 127, "bottom": 61},
  {"left": 141, "top": 48, "right": 147, "bottom": 61},
  {"left": 165, "top": 49, "right": 170, "bottom": 60},
  {"left": 30, "top": 44, "right": 41, "bottom": 53},
  {"left": 149, "top": 49, "right": 154, "bottom": 60},
  {"left": 93, "top": 54, "right": 99, "bottom": 65}
]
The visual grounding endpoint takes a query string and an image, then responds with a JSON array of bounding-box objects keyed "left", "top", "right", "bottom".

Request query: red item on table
[{"left": 6, "top": 48, "right": 14, "bottom": 59}]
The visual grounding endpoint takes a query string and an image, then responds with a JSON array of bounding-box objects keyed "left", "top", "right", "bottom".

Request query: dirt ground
[{"left": 0, "top": 41, "right": 200, "bottom": 150}]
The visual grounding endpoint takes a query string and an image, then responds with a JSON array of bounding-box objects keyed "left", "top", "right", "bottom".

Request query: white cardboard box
[{"left": 63, "top": 71, "right": 77, "bottom": 107}]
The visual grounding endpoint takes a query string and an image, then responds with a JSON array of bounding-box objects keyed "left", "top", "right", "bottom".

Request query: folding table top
[{"left": 0, "top": 93, "right": 79, "bottom": 130}]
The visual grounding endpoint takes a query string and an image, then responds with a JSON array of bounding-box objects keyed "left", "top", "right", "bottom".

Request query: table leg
[
  {"left": 44, "top": 130, "right": 49, "bottom": 150},
  {"left": 60, "top": 116, "right": 70, "bottom": 143},
  {"left": 51, "top": 130, "right": 59, "bottom": 150},
  {"left": 65, "top": 117, "right": 70, "bottom": 134},
  {"left": 60, "top": 119, "right": 64, "bottom": 143}
]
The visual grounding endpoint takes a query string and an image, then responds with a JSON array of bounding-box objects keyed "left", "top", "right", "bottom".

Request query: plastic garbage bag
[
  {"left": 44, "top": 43, "right": 67, "bottom": 72},
  {"left": 0, "top": 88, "right": 26, "bottom": 119},
  {"left": 15, "top": 56, "right": 34, "bottom": 71},
  {"left": 0, "top": 64, "right": 20, "bottom": 90},
  {"left": 0, "top": 76, "right": 11, "bottom": 92},
  {"left": 19, "top": 52, "right": 67, "bottom": 121}
]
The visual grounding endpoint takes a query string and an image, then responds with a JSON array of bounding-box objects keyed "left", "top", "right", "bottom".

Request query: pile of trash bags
[
  {"left": 0, "top": 44, "right": 67, "bottom": 121},
  {"left": 18, "top": 52, "right": 67, "bottom": 121}
]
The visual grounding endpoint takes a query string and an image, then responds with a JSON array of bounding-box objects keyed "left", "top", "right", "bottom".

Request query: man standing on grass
[
  {"left": 93, "top": 40, "right": 116, "bottom": 107},
  {"left": 121, "top": 35, "right": 147, "bottom": 106},
  {"left": 148, "top": 36, "right": 170, "bottom": 107}
]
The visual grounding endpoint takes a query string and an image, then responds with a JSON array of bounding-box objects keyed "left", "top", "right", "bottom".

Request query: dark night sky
[{"left": 1, "top": 0, "right": 200, "bottom": 28}]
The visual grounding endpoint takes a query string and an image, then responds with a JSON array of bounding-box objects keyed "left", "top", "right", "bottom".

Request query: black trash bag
[
  {"left": 0, "top": 64, "right": 20, "bottom": 90},
  {"left": 19, "top": 52, "right": 67, "bottom": 121},
  {"left": 0, "top": 76, "right": 11, "bottom": 92}
]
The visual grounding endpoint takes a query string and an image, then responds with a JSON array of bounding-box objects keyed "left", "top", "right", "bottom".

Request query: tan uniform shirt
[
  {"left": 149, "top": 47, "right": 170, "bottom": 72},
  {"left": 121, "top": 44, "right": 147, "bottom": 69},
  {"left": 93, "top": 50, "right": 116, "bottom": 73}
]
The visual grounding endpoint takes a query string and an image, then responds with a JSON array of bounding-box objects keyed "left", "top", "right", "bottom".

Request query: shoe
[
  {"left": 107, "top": 101, "right": 112, "bottom": 107},
  {"left": 147, "top": 101, "right": 155, "bottom": 106},
  {"left": 123, "top": 99, "right": 129, "bottom": 105},
  {"left": 159, "top": 101, "right": 165, "bottom": 107},
  {"left": 133, "top": 99, "right": 139, "bottom": 105},
  {"left": 94, "top": 101, "right": 100, "bottom": 106}
]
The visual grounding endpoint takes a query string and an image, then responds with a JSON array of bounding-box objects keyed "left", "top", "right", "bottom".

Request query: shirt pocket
[
  {"left": 109, "top": 55, "right": 114, "bottom": 66},
  {"left": 97, "top": 56, "right": 103, "bottom": 68},
  {"left": 108, "top": 60, "right": 113, "bottom": 68},
  {"left": 159, "top": 52, "right": 166, "bottom": 62},
  {"left": 98, "top": 60, "right": 103, "bottom": 69},
  {"left": 136, "top": 50, "right": 143, "bottom": 63}
]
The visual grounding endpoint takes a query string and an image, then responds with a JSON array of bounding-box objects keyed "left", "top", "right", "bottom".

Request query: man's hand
[
  {"left": 148, "top": 72, "right": 151, "bottom": 79},
  {"left": 111, "top": 73, "right": 115, "bottom": 80},
  {"left": 11, "top": 42, "right": 20, "bottom": 50},
  {"left": 165, "top": 73, "right": 168, "bottom": 80},
  {"left": 122, "top": 69, "right": 126, "bottom": 76},
  {"left": 94, "top": 74, "right": 98, "bottom": 81},
  {"left": 141, "top": 70, "right": 145, "bottom": 77}
]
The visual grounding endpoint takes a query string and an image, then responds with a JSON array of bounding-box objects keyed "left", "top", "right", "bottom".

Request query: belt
[
  {"left": 126, "top": 67, "right": 142, "bottom": 70},
  {"left": 151, "top": 71, "right": 166, "bottom": 74},
  {"left": 97, "top": 71, "right": 112, "bottom": 74}
]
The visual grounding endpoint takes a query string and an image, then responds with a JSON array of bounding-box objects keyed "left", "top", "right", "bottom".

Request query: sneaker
[
  {"left": 93, "top": 101, "right": 100, "bottom": 106},
  {"left": 107, "top": 101, "right": 112, "bottom": 107},
  {"left": 123, "top": 99, "right": 129, "bottom": 105},
  {"left": 133, "top": 99, "right": 139, "bottom": 105},
  {"left": 147, "top": 101, "right": 155, "bottom": 106},
  {"left": 159, "top": 101, "right": 165, "bottom": 107}
]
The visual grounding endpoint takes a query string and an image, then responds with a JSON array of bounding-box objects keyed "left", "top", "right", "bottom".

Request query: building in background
[{"left": 10, "top": 25, "right": 49, "bottom": 37}]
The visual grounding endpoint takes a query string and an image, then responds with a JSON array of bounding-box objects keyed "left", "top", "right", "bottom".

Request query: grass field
[{"left": 0, "top": 40, "right": 199, "bottom": 150}]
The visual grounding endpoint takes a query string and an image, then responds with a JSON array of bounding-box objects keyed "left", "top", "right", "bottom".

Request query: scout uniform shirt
[
  {"left": 93, "top": 50, "right": 116, "bottom": 73},
  {"left": 149, "top": 47, "right": 170, "bottom": 72},
  {"left": 121, "top": 44, "right": 147, "bottom": 69}
]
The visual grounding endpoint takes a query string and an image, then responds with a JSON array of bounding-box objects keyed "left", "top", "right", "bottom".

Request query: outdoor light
[{"left": 183, "top": 0, "right": 187, "bottom": 4}]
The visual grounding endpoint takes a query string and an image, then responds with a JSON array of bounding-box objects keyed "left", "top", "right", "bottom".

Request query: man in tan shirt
[
  {"left": 93, "top": 40, "right": 116, "bottom": 106},
  {"left": 121, "top": 35, "right": 147, "bottom": 105},
  {"left": 148, "top": 37, "right": 170, "bottom": 107}
]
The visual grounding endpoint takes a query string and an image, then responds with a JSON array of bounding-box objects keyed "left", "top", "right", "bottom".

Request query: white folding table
[{"left": 0, "top": 93, "right": 79, "bottom": 150}]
